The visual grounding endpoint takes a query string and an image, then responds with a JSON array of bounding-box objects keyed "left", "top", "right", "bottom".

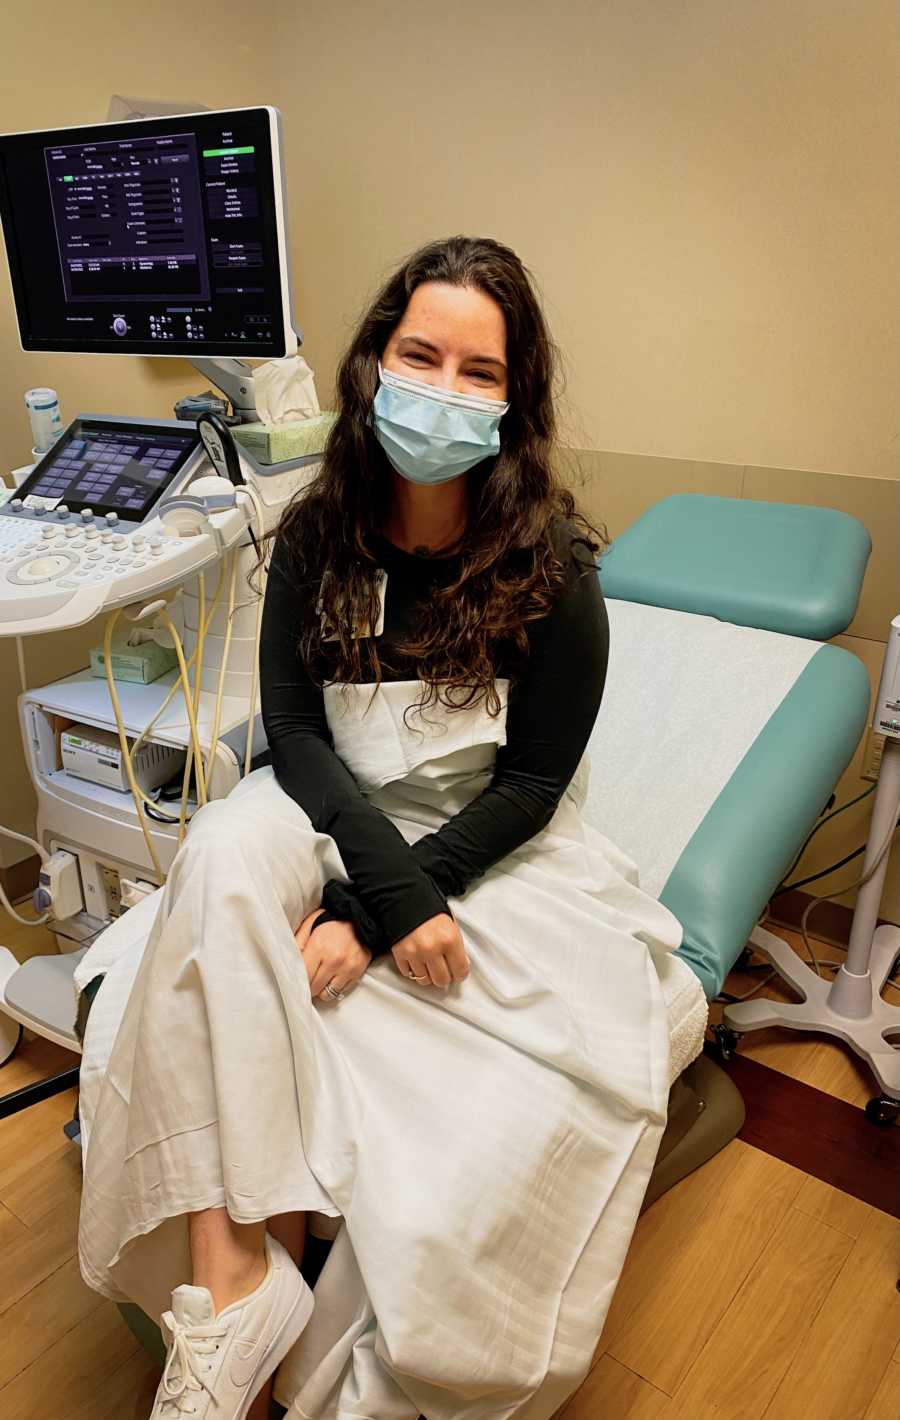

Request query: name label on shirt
[{"left": 321, "top": 570, "right": 387, "bottom": 642}]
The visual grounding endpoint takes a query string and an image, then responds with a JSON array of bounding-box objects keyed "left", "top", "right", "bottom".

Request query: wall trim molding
[{"left": 767, "top": 888, "right": 895, "bottom": 948}]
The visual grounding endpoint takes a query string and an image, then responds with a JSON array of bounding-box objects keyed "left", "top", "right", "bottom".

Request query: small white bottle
[{"left": 25, "top": 387, "right": 63, "bottom": 457}]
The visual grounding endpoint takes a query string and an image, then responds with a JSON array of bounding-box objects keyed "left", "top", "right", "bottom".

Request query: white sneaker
[{"left": 150, "top": 1233, "right": 314, "bottom": 1417}]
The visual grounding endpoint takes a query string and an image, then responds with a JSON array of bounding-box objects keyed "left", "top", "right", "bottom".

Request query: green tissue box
[
  {"left": 90, "top": 636, "right": 178, "bottom": 685},
  {"left": 233, "top": 412, "right": 336, "bottom": 464}
]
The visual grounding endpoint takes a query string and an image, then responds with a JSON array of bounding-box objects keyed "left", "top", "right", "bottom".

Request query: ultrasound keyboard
[{"left": 0, "top": 415, "right": 249, "bottom": 637}]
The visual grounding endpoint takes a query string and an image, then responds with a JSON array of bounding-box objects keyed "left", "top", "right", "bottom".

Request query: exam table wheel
[
  {"left": 864, "top": 1095, "right": 900, "bottom": 1127},
  {"left": 0, "top": 1021, "right": 23, "bottom": 1068},
  {"left": 712, "top": 1025, "right": 741, "bottom": 1063}
]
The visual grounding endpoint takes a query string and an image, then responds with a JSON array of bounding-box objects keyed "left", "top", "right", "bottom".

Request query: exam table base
[
  {"left": 723, "top": 922, "right": 900, "bottom": 1111},
  {"left": 640, "top": 1054, "right": 745, "bottom": 1212}
]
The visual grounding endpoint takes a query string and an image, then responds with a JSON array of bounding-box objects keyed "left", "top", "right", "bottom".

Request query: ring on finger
[
  {"left": 408, "top": 971, "right": 430, "bottom": 984},
  {"left": 321, "top": 982, "right": 345, "bottom": 1002}
]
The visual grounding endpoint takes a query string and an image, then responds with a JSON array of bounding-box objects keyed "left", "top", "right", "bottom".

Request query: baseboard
[
  {"left": 767, "top": 888, "right": 896, "bottom": 950},
  {"left": 0, "top": 854, "right": 40, "bottom": 906}
]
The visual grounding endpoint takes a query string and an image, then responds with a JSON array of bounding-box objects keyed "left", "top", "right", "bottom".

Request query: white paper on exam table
[{"left": 584, "top": 600, "right": 821, "bottom": 899}]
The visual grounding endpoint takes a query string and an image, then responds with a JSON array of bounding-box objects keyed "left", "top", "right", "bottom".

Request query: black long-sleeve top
[{"left": 259, "top": 521, "right": 609, "bottom": 954}]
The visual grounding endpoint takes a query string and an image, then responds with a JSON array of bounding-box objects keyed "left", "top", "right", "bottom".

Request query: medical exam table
[{"left": 585, "top": 491, "right": 872, "bottom": 1204}]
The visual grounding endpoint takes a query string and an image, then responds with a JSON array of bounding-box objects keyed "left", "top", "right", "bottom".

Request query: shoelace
[{"left": 158, "top": 1311, "right": 229, "bottom": 1414}]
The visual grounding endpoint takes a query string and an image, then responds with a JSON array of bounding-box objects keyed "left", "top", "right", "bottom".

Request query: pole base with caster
[
  {"left": 723, "top": 921, "right": 900, "bottom": 1120},
  {"left": 724, "top": 719, "right": 900, "bottom": 1124},
  {"left": 865, "top": 1095, "right": 900, "bottom": 1125}
]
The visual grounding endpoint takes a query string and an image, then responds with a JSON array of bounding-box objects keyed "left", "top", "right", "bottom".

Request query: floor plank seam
[
  {"left": 58, "top": 1335, "right": 146, "bottom": 1420},
  {"left": 0, "top": 1247, "right": 79, "bottom": 1321},
  {"left": 783, "top": 1230, "right": 861, "bottom": 1346},
  {"left": 790, "top": 1198, "right": 865, "bottom": 1240},
  {"left": 2, "top": 1177, "right": 81, "bottom": 1231},
  {"left": 599, "top": 1141, "right": 748, "bottom": 1362},
  {"left": 663, "top": 1236, "right": 818, "bottom": 1412},
  {"left": 789, "top": 1198, "right": 869, "bottom": 1243},
  {"left": 0, "top": 1290, "right": 107, "bottom": 1396},
  {"left": 1, "top": 1299, "right": 143, "bottom": 1416},
  {"left": 618, "top": 1358, "right": 672, "bottom": 1399}
]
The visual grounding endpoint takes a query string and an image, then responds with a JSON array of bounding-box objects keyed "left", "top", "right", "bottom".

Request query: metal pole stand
[{"left": 723, "top": 736, "right": 900, "bottom": 1125}]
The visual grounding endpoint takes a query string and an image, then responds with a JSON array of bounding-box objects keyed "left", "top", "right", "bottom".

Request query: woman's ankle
[
  {"left": 188, "top": 1208, "right": 268, "bottom": 1314},
  {"left": 195, "top": 1249, "right": 268, "bottom": 1314}
]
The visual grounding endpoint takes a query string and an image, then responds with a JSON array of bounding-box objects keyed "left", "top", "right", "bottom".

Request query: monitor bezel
[{"left": 0, "top": 105, "right": 299, "bottom": 359}]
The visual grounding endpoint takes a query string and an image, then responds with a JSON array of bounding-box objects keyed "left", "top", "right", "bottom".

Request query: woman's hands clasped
[
  {"left": 392, "top": 912, "right": 469, "bottom": 988},
  {"left": 295, "top": 908, "right": 470, "bottom": 1001},
  {"left": 295, "top": 911, "right": 371, "bottom": 1003}
]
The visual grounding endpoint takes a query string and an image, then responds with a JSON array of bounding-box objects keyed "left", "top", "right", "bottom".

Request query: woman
[{"left": 77, "top": 235, "right": 682, "bottom": 1420}]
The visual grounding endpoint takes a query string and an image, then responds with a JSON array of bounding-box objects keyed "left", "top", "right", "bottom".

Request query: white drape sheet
[{"left": 77, "top": 683, "right": 688, "bottom": 1420}]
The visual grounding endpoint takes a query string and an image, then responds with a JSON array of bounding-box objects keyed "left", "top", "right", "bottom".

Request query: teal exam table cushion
[
  {"left": 598, "top": 493, "right": 872, "bottom": 642},
  {"left": 583, "top": 495, "right": 872, "bottom": 999}
]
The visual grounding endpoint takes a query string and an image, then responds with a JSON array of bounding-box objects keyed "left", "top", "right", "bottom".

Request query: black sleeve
[
  {"left": 259, "top": 536, "right": 450, "bottom": 952},
  {"left": 409, "top": 534, "right": 609, "bottom": 898}
]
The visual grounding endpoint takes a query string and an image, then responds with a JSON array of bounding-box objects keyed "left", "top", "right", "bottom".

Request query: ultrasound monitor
[{"left": 0, "top": 107, "right": 297, "bottom": 358}]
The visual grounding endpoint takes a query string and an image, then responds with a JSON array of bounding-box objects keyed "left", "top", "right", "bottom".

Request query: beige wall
[
  {"left": 271, "top": 0, "right": 900, "bottom": 481},
  {"left": 0, "top": 2, "right": 271, "bottom": 863}
]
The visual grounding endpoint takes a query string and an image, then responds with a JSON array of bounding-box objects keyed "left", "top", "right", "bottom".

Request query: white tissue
[{"left": 253, "top": 354, "right": 320, "bottom": 425}]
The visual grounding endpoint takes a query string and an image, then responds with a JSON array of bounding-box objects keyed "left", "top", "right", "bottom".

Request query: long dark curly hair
[{"left": 270, "top": 234, "right": 607, "bottom": 716}]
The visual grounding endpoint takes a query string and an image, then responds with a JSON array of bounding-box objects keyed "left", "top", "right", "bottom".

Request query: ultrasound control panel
[
  {"left": 9, "top": 417, "right": 199, "bottom": 524},
  {"left": 0, "top": 415, "right": 251, "bottom": 638}
]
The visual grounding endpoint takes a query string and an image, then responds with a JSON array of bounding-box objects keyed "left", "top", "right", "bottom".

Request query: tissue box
[
  {"left": 90, "top": 636, "right": 178, "bottom": 685},
  {"left": 233, "top": 412, "right": 336, "bottom": 465}
]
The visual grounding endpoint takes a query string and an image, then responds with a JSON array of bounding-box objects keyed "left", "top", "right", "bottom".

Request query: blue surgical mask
[{"left": 372, "top": 362, "right": 509, "bottom": 485}]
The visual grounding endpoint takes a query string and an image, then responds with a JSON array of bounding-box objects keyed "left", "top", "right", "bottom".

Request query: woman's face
[{"left": 381, "top": 281, "right": 508, "bottom": 402}]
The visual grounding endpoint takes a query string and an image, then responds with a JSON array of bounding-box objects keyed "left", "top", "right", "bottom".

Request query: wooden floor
[{"left": 0, "top": 909, "right": 898, "bottom": 1419}]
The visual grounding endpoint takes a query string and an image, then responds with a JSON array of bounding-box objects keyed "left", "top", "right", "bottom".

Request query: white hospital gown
[{"left": 77, "top": 681, "right": 682, "bottom": 1420}]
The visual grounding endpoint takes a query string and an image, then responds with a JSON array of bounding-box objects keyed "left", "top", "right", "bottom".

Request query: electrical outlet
[
  {"left": 99, "top": 864, "right": 123, "bottom": 918},
  {"left": 861, "top": 728, "right": 885, "bottom": 783}
]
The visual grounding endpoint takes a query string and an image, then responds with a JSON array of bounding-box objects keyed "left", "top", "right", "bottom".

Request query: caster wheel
[
  {"left": 0, "top": 1021, "right": 23, "bottom": 1068},
  {"left": 713, "top": 1024, "right": 740, "bottom": 1063},
  {"left": 864, "top": 1096, "right": 900, "bottom": 1126}
]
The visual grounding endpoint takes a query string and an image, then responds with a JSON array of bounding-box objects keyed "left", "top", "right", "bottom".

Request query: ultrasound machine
[{"left": 0, "top": 108, "right": 321, "bottom": 1105}]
